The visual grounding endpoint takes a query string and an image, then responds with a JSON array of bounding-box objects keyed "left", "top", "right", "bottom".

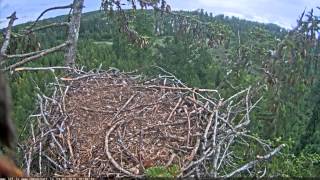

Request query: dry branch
[
  {"left": 0, "top": 12, "right": 17, "bottom": 62},
  {"left": 26, "top": 4, "right": 73, "bottom": 31},
  {"left": 25, "top": 22, "right": 70, "bottom": 34},
  {"left": 14, "top": 66, "right": 74, "bottom": 72},
  {"left": 224, "top": 144, "right": 286, "bottom": 177},
  {"left": 3, "top": 42, "right": 69, "bottom": 71}
]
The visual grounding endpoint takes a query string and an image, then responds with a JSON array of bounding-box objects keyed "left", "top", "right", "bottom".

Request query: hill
[{"left": 2, "top": 8, "right": 320, "bottom": 177}]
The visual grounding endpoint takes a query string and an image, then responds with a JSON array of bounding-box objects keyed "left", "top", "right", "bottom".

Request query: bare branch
[
  {"left": 0, "top": 12, "right": 18, "bottom": 62},
  {"left": 224, "top": 144, "right": 285, "bottom": 177},
  {"left": 3, "top": 42, "right": 69, "bottom": 71},
  {"left": 13, "top": 66, "right": 74, "bottom": 72},
  {"left": 25, "top": 22, "right": 69, "bottom": 34},
  {"left": 3, "top": 49, "right": 49, "bottom": 60},
  {"left": 26, "top": 4, "right": 73, "bottom": 31}
]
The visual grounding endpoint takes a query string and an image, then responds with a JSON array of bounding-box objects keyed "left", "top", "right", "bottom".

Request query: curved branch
[
  {"left": 105, "top": 120, "right": 143, "bottom": 178},
  {"left": 26, "top": 4, "right": 73, "bottom": 31}
]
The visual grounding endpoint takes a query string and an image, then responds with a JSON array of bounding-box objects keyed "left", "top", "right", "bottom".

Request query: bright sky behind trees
[{"left": 0, "top": 0, "right": 319, "bottom": 29}]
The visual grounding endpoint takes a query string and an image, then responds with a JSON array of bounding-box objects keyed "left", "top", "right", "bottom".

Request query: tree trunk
[{"left": 65, "top": 0, "right": 84, "bottom": 67}]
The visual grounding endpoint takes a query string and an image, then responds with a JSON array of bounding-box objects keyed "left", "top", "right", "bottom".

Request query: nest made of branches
[{"left": 19, "top": 67, "right": 284, "bottom": 178}]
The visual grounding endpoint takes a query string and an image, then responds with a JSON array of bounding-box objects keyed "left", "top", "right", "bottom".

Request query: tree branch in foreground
[{"left": 3, "top": 42, "right": 69, "bottom": 71}]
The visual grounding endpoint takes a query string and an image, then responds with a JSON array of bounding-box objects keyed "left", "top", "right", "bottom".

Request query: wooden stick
[
  {"left": 112, "top": 93, "right": 137, "bottom": 121},
  {"left": 166, "top": 97, "right": 182, "bottom": 122}
]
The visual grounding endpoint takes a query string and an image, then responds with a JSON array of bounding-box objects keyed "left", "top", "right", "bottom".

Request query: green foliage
[
  {"left": 145, "top": 165, "right": 180, "bottom": 178},
  {"left": 267, "top": 138, "right": 320, "bottom": 177},
  {"left": 2, "top": 7, "right": 320, "bottom": 177}
]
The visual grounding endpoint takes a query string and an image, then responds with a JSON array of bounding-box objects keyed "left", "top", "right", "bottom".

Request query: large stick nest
[{"left": 19, "top": 67, "right": 284, "bottom": 178}]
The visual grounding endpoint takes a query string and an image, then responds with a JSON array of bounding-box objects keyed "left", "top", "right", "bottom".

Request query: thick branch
[
  {"left": 3, "top": 49, "right": 48, "bottom": 61},
  {"left": 0, "top": 12, "right": 17, "bottom": 61},
  {"left": 4, "top": 42, "right": 69, "bottom": 71}
]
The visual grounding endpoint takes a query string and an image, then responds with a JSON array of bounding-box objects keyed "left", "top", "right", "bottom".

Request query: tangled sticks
[{"left": 18, "top": 67, "right": 284, "bottom": 177}]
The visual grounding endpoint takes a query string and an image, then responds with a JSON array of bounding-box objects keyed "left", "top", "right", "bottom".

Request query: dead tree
[
  {"left": 65, "top": 0, "right": 84, "bottom": 67},
  {"left": 0, "top": 0, "right": 84, "bottom": 71},
  {"left": 0, "top": 0, "right": 170, "bottom": 70}
]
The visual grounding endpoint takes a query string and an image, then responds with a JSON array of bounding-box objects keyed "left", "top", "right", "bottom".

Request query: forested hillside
[{"left": 2, "top": 7, "right": 320, "bottom": 176}]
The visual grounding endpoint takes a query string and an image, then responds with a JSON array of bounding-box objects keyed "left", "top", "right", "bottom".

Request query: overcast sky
[{"left": 0, "top": 0, "right": 319, "bottom": 29}]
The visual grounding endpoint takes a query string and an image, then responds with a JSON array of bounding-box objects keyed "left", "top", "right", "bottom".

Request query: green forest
[{"left": 1, "top": 1, "right": 320, "bottom": 177}]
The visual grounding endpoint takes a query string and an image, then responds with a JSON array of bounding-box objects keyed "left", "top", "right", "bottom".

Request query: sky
[{"left": 0, "top": 0, "right": 319, "bottom": 29}]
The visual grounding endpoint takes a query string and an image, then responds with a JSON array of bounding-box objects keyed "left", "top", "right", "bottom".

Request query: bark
[{"left": 64, "top": 0, "right": 84, "bottom": 67}]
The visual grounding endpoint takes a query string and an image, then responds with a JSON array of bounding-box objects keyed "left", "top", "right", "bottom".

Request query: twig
[
  {"left": 37, "top": 118, "right": 44, "bottom": 175},
  {"left": 213, "top": 144, "right": 221, "bottom": 177},
  {"left": 217, "top": 136, "right": 234, "bottom": 171},
  {"left": 44, "top": 154, "right": 64, "bottom": 171},
  {"left": 185, "top": 137, "right": 200, "bottom": 165},
  {"left": 111, "top": 93, "right": 137, "bottom": 121},
  {"left": 182, "top": 148, "right": 214, "bottom": 172},
  {"left": 60, "top": 74, "right": 98, "bottom": 81},
  {"left": 80, "top": 106, "right": 113, "bottom": 113},
  {"left": 26, "top": 148, "right": 32, "bottom": 176},
  {"left": 166, "top": 97, "right": 182, "bottom": 122},
  {"left": 203, "top": 112, "right": 214, "bottom": 149},
  {"left": 224, "top": 144, "right": 285, "bottom": 177},
  {"left": 66, "top": 126, "right": 74, "bottom": 161},
  {"left": 184, "top": 107, "right": 191, "bottom": 146},
  {"left": 135, "top": 85, "right": 219, "bottom": 93},
  {"left": 14, "top": 66, "right": 73, "bottom": 72},
  {"left": 165, "top": 153, "right": 176, "bottom": 167},
  {"left": 37, "top": 94, "right": 68, "bottom": 168}
]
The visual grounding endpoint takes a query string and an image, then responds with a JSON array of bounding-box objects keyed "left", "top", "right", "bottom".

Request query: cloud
[
  {"left": 1, "top": 0, "right": 319, "bottom": 29},
  {"left": 0, "top": 0, "right": 102, "bottom": 28},
  {"left": 192, "top": 0, "right": 320, "bottom": 29}
]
